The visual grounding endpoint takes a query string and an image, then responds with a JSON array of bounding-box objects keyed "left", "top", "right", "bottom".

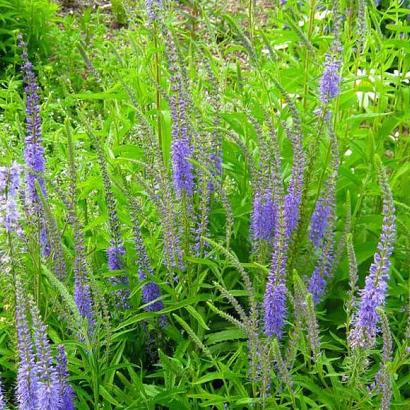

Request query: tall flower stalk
[
  {"left": 18, "top": 35, "right": 50, "bottom": 257},
  {"left": 282, "top": 99, "right": 305, "bottom": 238},
  {"left": 15, "top": 276, "right": 38, "bottom": 410},
  {"left": 0, "top": 377, "right": 5, "bottom": 410},
  {"left": 308, "top": 122, "right": 339, "bottom": 303},
  {"left": 164, "top": 29, "right": 194, "bottom": 199},
  {"left": 263, "top": 119, "right": 289, "bottom": 339},
  {"left": 85, "top": 125, "right": 130, "bottom": 308},
  {"left": 263, "top": 202, "right": 288, "bottom": 338},
  {"left": 349, "top": 160, "right": 395, "bottom": 349},
  {"left": 145, "top": 0, "right": 163, "bottom": 22},
  {"left": 67, "top": 124, "right": 94, "bottom": 328},
  {"left": 120, "top": 87, "right": 184, "bottom": 271},
  {"left": 319, "top": 1, "right": 343, "bottom": 108},
  {"left": 56, "top": 345, "right": 75, "bottom": 410},
  {"left": 319, "top": 51, "right": 342, "bottom": 106},
  {"left": 129, "top": 201, "right": 164, "bottom": 315},
  {"left": 29, "top": 299, "right": 61, "bottom": 409},
  {"left": 0, "top": 162, "right": 22, "bottom": 234},
  {"left": 249, "top": 113, "right": 277, "bottom": 246}
]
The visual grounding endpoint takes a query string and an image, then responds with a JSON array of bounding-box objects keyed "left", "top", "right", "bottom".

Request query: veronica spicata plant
[{"left": 0, "top": 1, "right": 407, "bottom": 409}]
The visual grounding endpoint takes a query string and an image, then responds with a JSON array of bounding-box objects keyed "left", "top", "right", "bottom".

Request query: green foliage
[
  {"left": 0, "top": 0, "right": 58, "bottom": 68},
  {"left": 111, "top": 0, "right": 127, "bottom": 26}
]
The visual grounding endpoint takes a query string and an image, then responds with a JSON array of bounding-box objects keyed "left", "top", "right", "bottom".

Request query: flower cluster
[
  {"left": 131, "top": 205, "right": 165, "bottom": 319},
  {"left": 165, "top": 31, "right": 194, "bottom": 198},
  {"left": 284, "top": 119, "right": 305, "bottom": 237},
  {"left": 18, "top": 35, "right": 50, "bottom": 257},
  {"left": 308, "top": 123, "right": 339, "bottom": 303},
  {"left": 15, "top": 277, "right": 75, "bottom": 409},
  {"left": 320, "top": 53, "right": 342, "bottom": 105},
  {"left": 67, "top": 133, "right": 94, "bottom": 328},
  {"left": 145, "top": 0, "right": 163, "bottom": 22},
  {"left": 91, "top": 130, "right": 130, "bottom": 307},
  {"left": 349, "top": 163, "right": 395, "bottom": 349},
  {"left": 56, "top": 346, "right": 75, "bottom": 410},
  {"left": 263, "top": 203, "right": 289, "bottom": 338},
  {"left": 0, "top": 377, "right": 6, "bottom": 410},
  {"left": 0, "top": 162, "right": 22, "bottom": 234},
  {"left": 309, "top": 197, "right": 331, "bottom": 248},
  {"left": 250, "top": 189, "right": 276, "bottom": 242}
]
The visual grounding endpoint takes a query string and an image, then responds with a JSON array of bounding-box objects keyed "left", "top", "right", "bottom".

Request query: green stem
[
  {"left": 249, "top": 0, "right": 255, "bottom": 41},
  {"left": 154, "top": 25, "right": 163, "bottom": 160},
  {"left": 303, "top": 0, "right": 317, "bottom": 109}
]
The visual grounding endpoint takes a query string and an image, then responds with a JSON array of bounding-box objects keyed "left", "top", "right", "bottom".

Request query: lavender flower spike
[
  {"left": 18, "top": 35, "right": 50, "bottom": 257},
  {"left": 172, "top": 134, "right": 194, "bottom": 197},
  {"left": 29, "top": 299, "right": 61, "bottom": 409},
  {"left": 107, "top": 244, "right": 125, "bottom": 271},
  {"left": 319, "top": 41, "right": 342, "bottom": 105},
  {"left": 107, "top": 244, "right": 130, "bottom": 308},
  {"left": 349, "top": 162, "right": 395, "bottom": 349},
  {"left": 15, "top": 277, "right": 38, "bottom": 410},
  {"left": 0, "top": 377, "right": 6, "bottom": 410},
  {"left": 284, "top": 122, "right": 305, "bottom": 238},
  {"left": 74, "top": 273, "right": 94, "bottom": 329},
  {"left": 251, "top": 189, "right": 276, "bottom": 241},
  {"left": 18, "top": 36, "right": 46, "bottom": 203},
  {"left": 0, "top": 162, "right": 22, "bottom": 234},
  {"left": 88, "top": 124, "right": 130, "bottom": 306},
  {"left": 165, "top": 30, "right": 194, "bottom": 198},
  {"left": 307, "top": 122, "right": 339, "bottom": 303},
  {"left": 263, "top": 202, "right": 288, "bottom": 338},
  {"left": 320, "top": 36, "right": 343, "bottom": 105},
  {"left": 131, "top": 204, "right": 165, "bottom": 316},
  {"left": 56, "top": 345, "right": 75, "bottom": 410},
  {"left": 67, "top": 127, "right": 94, "bottom": 328},
  {"left": 5, "top": 162, "right": 22, "bottom": 233},
  {"left": 72, "top": 212, "right": 94, "bottom": 327},
  {"left": 309, "top": 197, "right": 331, "bottom": 248},
  {"left": 145, "top": 0, "right": 162, "bottom": 22}
]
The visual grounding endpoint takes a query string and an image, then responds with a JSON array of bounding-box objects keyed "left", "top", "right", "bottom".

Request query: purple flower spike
[
  {"left": 74, "top": 278, "right": 94, "bottom": 329},
  {"left": 284, "top": 192, "right": 300, "bottom": 237},
  {"left": 56, "top": 346, "right": 75, "bottom": 410},
  {"left": 142, "top": 282, "right": 164, "bottom": 312},
  {"left": 251, "top": 189, "right": 276, "bottom": 241},
  {"left": 309, "top": 197, "right": 331, "bottom": 248},
  {"left": 40, "top": 223, "right": 51, "bottom": 257},
  {"left": 107, "top": 244, "right": 125, "bottom": 271},
  {"left": 172, "top": 135, "right": 194, "bottom": 197},
  {"left": 18, "top": 36, "right": 46, "bottom": 204},
  {"left": 29, "top": 300, "right": 61, "bottom": 410},
  {"left": 0, "top": 162, "right": 22, "bottom": 234},
  {"left": 320, "top": 56, "right": 342, "bottom": 104},
  {"left": 349, "top": 164, "right": 395, "bottom": 349},
  {"left": 15, "top": 279, "right": 38, "bottom": 410},
  {"left": 166, "top": 31, "right": 194, "bottom": 198},
  {"left": 307, "top": 122, "right": 339, "bottom": 303},
  {"left": 145, "top": 0, "right": 162, "bottom": 22},
  {"left": 0, "top": 377, "right": 6, "bottom": 410},
  {"left": 263, "top": 282, "right": 287, "bottom": 338},
  {"left": 308, "top": 263, "right": 329, "bottom": 304},
  {"left": 131, "top": 208, "right": 166, "bottom": 322},
  {"left": 263, "top": 204, "right": 288, "bottom": 338},
  {"left": 18, "top": 35, "right": 50, "bottom": 256},
  {"left": 107, "top": 244, "right": 130, "bottom": 308}
]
